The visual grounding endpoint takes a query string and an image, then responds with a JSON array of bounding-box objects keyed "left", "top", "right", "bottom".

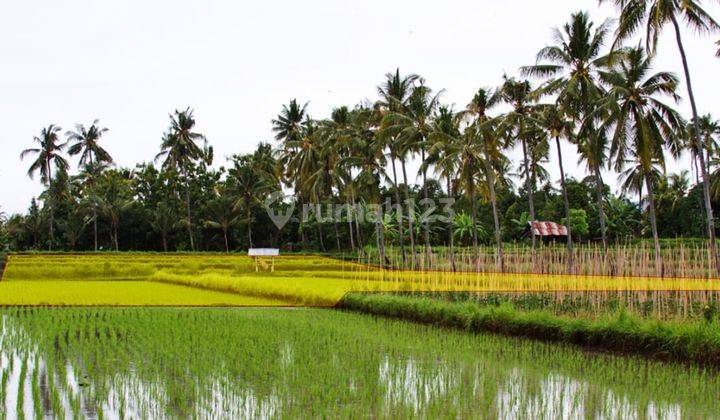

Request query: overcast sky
[{"left": 1, "top": 0, "right": 719, "bottom": 214}]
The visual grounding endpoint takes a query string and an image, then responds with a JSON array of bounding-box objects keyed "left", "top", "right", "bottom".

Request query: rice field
[
  {"left": 2, "top": 253, "right": 719, "bottom": 417},
  {"left": 1, "top": 307, "right": 719, "bottom": 419},
  {"left": 4, "top": 254, "right": 720, "bottom": 308},
  {"left": 0, "top": 281, "right": 289, "bottom": 307}
]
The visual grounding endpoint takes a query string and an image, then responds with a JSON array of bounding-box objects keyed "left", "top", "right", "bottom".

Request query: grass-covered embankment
[{"left": 339, "top": 293, "right": 720, "bottom": 366}]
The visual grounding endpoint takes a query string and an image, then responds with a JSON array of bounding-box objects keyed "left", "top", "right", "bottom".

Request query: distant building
[{"left": 528, "top": 221, "right": 568, "bottom": 239}]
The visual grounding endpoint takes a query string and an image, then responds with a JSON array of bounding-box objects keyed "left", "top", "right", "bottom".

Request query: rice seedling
[{"left": 0, "top": 307, "right": 719, "bottom": 418}]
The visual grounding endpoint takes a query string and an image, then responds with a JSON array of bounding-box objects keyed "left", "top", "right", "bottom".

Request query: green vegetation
[
  {"left": 403, "top": 291, "right": 720, "bottom": 321},
  {"left": 1, "top": 307, "right": 719, "bottom": 418},
  {"left": 340, "top": 293, "right": 720, "bottom": 366}
]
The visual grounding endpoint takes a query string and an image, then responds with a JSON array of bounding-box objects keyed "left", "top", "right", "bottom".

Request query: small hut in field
[
  {"left": 528, "top": 221, "right": 568, "bottom": 244},
  {"left": 248, "top": 248, "right": 279, "bottom": 272}
]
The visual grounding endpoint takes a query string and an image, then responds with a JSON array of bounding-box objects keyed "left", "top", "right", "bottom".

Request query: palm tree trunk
[
  {"left": 93, "top": 206, "right": 98, "bottom": 251},
  {"left": 375, "top": 205, "right": 386, "bottom": 266},
  {"left": 390, "top": 155, "right": 407, "bottom": 267},
  {"left": 400, "top": 158, "right": 418, "bottom": 268},
  {"left": 223, "top": 229, "right": 229, "bottom": 253},
  {"left": 351, "top": 192, "right": 363, "bottom": 252},
  {"left": 671, "top": 15, "right": 720, "bottom": 276},
  {"left": 593, "top": 164, "right": 608, "bottom": 251},
  {"left": 346, "top": 200, "right": 356, "bottom": 252},
  {"left": 420, "top": 149, "right": 432, "bottom": 268},
  {"left": 90, "top": 156, "right": 98, "bottom": 252},
  {"left": 184, "top": 176, "right": 195, "bottom": 251},
  {"left": 470, "top": 188, "right": 480, "bottom": 266},
  {"left": 161, "top": 231, "right": 168, "bottom": 252},
  {"left": 113, "top": 222, "right": 119, "bottom": 251},
  {"left": 446, "top": 176, "right": 456, "bottom": 272},
  {"left": 555, "top": 136, "right": 574, "bottom": 274},
  {"left": 484, "top": 152, "right": 504, "bottom": 272},
  {"left": 644, "top": 174, "right": 663, "bottom": 277},
  {"left": 333, "top": 222, "right": 341, "bottom": 251},
  {"left": 46, "top": 158, "right": 54, "bottom": 251},
  {"left": 520, "top": 138, "right": 537, "bottom": 260},
  {"left": 314, "top": 191, "right": 326, "bottom": 252},
  {"left": 247, "top": 207, "right": 254, "bottom": 248}
]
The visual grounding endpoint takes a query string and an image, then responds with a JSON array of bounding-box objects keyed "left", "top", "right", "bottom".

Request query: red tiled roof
[{"left": 529, "top": 221, "right": 568, "bottom": 236}]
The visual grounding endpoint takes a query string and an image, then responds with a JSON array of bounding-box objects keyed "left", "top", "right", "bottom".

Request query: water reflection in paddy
[{"left": 0, "top": 309, "right": 716, "bottom": 419}]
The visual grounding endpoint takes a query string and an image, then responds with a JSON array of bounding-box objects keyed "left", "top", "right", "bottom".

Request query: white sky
[{"left": 1, "top": 0, "right": 719, "bottom": 214}]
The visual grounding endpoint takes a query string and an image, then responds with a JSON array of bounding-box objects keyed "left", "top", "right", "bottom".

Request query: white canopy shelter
[{"left": 248, "top": 248, "right": 280, "bottom": 272}]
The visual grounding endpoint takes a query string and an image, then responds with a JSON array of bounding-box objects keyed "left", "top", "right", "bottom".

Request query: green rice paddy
[{"left": 1, "top": 307, "right": 719, "bottom": 419}]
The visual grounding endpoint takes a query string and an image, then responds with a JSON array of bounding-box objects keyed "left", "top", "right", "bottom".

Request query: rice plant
[{"left": 0, "top": 307, "right": 718, "bottom": 418}]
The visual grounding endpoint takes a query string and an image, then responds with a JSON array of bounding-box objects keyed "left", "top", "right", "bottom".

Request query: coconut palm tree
[
  {"left": 342, "top": 107, "right": 388, "bottom": 265},
  {"left": 499, "top": 78, "right": 543, "bottom": 257},
  {"left": 155, "top": 108, "right": 206, "bottom": 251},
  {"left": 272, "top": 99, "right": 309, "bottom": 247},
  {"left": 204, "top": 185, "right": 240, "bottom": 253},
  {"left": 431, "top": 118, "right": 486, "bottom": 264},
  {"left": 149, "top": 201, "right": 175, "bottom": 252},
  {"left": 96, "top": 171, "right": 134, "bottom": 251},
  {"left": 521, "top": 11, "right": 616, "bottom": 250},
  {"left": 685, "top": 115, "right": 720, "bottom": 183},
  {"left": 377, "top": 69, "right": 419, "bottom": 267},
  {"left": 382, "top": 79, "right": 442, "bottom": 265},
  {"left": 20, "top": 125, "right": 68, "bottom": 250},
  {"left": 601, "top": 0, "right": 720, "bottom": 274},
  {"left": 464, "top": 88, "right": 507, "bottom": 272},
  {"left": 619, "top": 153, "right": 664, "bottom": 207},
  {"left": 597, "top": 46, "right": 685, "bottom": 276},
  {"left": 229, "top": 144, "right": 279, "bottom": 249},
  {"left": 272, "top": 99, "right": 308, "bottom": 145},
  {"left": 426, "top": 105, "right": 459, "bottom": 271},
  {"left": 539, "top": 105, "right": 576, "bottom": 272},
  {"left": 66, "top": 120, "right": 112, "bottom": 251},
  {"left": 284, "top": 118, "right": 330, "bottom": 251}
]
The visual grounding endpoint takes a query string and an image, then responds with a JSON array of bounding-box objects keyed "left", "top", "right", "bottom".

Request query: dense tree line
[{"left": 1, "top": 4, "right": 719, "bottom": 275}]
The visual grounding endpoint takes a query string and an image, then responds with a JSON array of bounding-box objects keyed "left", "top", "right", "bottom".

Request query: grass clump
[{"left": 339, "top": 293, "right": 720, "bottom": 366}]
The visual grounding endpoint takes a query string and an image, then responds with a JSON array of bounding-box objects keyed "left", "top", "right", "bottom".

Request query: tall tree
[
  {"left": 272, "top": 99, "right": 309, "bottom": 248},
  {"left": 597, "top": 47, "right": 685, "bottom": 276},
  {"left": 20, "top": 125, "right": 68, "bottom": 250},
  {"left": 343, "top": 107, "right": 388, "bottom": 265},
  {"left": 499, "top": 78, "right": 543, "bottom": 259},
  {"left": 521, "top": 11, "right": 616, "bottom": 250},
  {"left": 95, "top": 170, "right": 134, "bottom": 251},
  {"left": 156, "top": 108, "right": 206, "bottom": 251},
  {"left": 426, "top": 105, "right": 459, "bottom": 271},
  {"left": 602, "top": 0, "right": 720, "bottom": 274},
  {"left": 383, "top": 78, "right": 442, "bottom": 266},
  {"left": 377, "top": 69, "right": 419, "bottom": 268},
  {"left": 229, "top": 143, "right": 279, "bottom": 249},
  {"left": 540, "top": 105, "right": 576, "bottom": 273},
  {"left": 464, "top": 88, "right": 506, "bottom": 272},
  {"left": 204, "top": 184, "right": 239, "bottom": 253},
  {"left": 66, "top": 119, "right": 113, "bottom": 251},
  {"left": 685, "top": 115, "right": 720, "bottom": 184}
]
